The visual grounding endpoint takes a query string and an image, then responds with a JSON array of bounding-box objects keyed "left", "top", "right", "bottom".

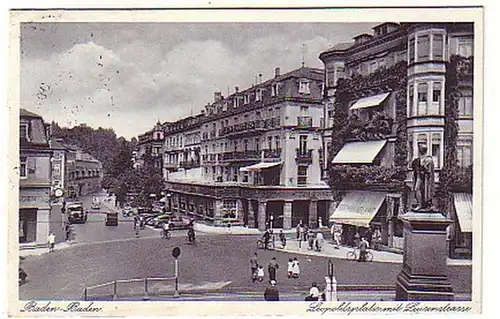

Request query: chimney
[
  {"left": 274, "top": 67, "right": 280, "bottom": 78},
  {"left": 235, "top": 86, "right": 239, "bottom": 93},
  {"left": 259, "top": 73, "right": 263, "bottom": 83},
  {"left": 214, "top": 92, "right": 222, "bottom": 102}
]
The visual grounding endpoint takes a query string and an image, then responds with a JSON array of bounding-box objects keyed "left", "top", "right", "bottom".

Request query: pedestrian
[
  {"left": 296, "top": 223, "right": 301, "bottom": 240},
  {"left": 358, "top": 237, "right": 369, "bottom": 262},
  {"left": 303, "top": 225, "right": 309, "bottom": 242},
  {"left": 65, "top": 222, "right": 71, "bottom": 241},
  {"left": 268, "top": 257, "right": 279, "bottom": 283},
  {"left": 262, "top": 229, "right": 271, "bottom": 250},
  {"left": 257, "top": 265, "right": 265, "bottom": 282},
  {"left": 306, "top": 282, "right": 321, "bottom": 301},
  {"left": 291, "top": 257, "right": 300, "bottom": 278},
  {"left": 330, "top": 224, "right": 335, "bottom": 243},
  {"left": 333, "top": 229, "right": 341, "bottom": 249},
  {"left": 48, "top": 232, "right": 56, "bottom": 253},
  {"left": 227, "top": 223, "right": 232, "bottom": 234},
  {"left": 354, "top": 231, "right": 361, "bottom": 248},
  {"left": 279, "top": 230, "right": 286, "bottom": 248},
  {"left": 315, "top": 231, "right": 324, "bottom": 252},
  {"left": 263, "top": 280, "right": 280, "bottom": 301},
  {"left": 307, "top": 230, "right": 315, "bottom": 250},
  {"left": 318, "top": 217, "right": 323, "bottom": 228},
  {"left": 250, "top": 253, "right": 259, "bottom": 282},
  {"left": 366, "top": 227, "right": 373, "bottom": 247},
  {"left": 287, "top": 258, "right": 293, "bottom": 278}
]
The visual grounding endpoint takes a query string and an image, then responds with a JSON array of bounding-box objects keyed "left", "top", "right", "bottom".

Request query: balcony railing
[
  {"left": 218, "top": 118, "right": 280, "bottom": 138},
  {"left": 295, "top": 149, "right": 313, "bottom": 163},
  {"left": 263, "top": 148, "right": 282, "bottom": 159},
  {"left": 297, "top": 116, "right": 313, "bottom": 129},
  {"left": 221, "top": 150, "right": 261, "bottom": 162},
  {"left": 179, "top": 160, "right": 201, "bottom": 169}
]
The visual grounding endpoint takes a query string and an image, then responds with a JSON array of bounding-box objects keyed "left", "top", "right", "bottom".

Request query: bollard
[
  {"left": 324, "top": 276, "right": 338, "bottom": 301},
  {"left": 143, "top": 278, "right": 150, "bottom": 301},
  {"left": 112, "top": 281, "right": 117, "bottom": 301}
]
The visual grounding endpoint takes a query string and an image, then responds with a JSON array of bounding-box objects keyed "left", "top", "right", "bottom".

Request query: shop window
[
  {"left": 20, "top": 156, "right": 27, "bottom": 178},
  {"left": 417, "top": 34, "right": 430, "bottom": 61},
  {"left": 433, "top": 34, "right": 444, "bottom": 59},
  {"left": 297, "top": 165, "right": 308, "bottom": 185}
]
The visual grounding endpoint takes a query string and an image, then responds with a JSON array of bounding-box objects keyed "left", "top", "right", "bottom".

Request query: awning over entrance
[
  {"left": 453, "top": 193, "right": 473, "bottom": 233},
  {"left": 330, "top": 191, "right": 386, "bottom": 227},
  {"left": 350, "top": 92, "right": 391, "bottom": 110},
  {"left": 332, "top": 140, "right": 387, "bottom": 164},
  {"left": 239, "top": 162, "right": 281, "bottom": 172}
]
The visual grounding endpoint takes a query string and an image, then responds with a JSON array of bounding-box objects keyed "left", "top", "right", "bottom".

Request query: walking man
[
  {"left": 48, "top": 232, "right": 56, "bottom": 253},
  {"left": 268, "top": 257, "right": 279, "bottom": 283},
  {"left": 358, "top": 237, "right": 369, "bottom": 262},
  {"left": 264, "top": 280, "right": 280, "bottom": 301},
  {"left": 250, "top": 252, "right": 259, "bottom": 282}
]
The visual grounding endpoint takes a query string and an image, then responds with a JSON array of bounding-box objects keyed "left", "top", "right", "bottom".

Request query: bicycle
[
  {"left": 346, "top": 249, "right": 374, "bottom": 262},
  {"left": 187, "top": 235, "right": 197, "bottom": 246},
  {"left": 161, "top": 228, "right": 171, "bottom": 240},
  {"left": 256, "top": 239, "right": 275, "bottom": 250}
]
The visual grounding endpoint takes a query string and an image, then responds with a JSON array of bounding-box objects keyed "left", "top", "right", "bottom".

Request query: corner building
[
  {"left": 321, "top": 23, "right": 474, "bottom": 256},
  {"left": 165, "top": 67, "right": 333, "bottom": 230}
]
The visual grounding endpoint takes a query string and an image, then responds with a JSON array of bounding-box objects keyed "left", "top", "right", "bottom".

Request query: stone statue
[{"left": 412, "top": 145, "right": 435, "bottom": 210}]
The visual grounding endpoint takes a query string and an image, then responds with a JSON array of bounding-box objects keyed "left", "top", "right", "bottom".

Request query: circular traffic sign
[
  {"left": 54, "top": 188, "right": 64, "bottom": 198},
  {"left": 172, "top": 247, "right": 181, "bottom": 258}
]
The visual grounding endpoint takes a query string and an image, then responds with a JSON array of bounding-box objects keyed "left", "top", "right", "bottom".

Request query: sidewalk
[{"left": 19, "top": 241, "right": 74, "bottom": 257}]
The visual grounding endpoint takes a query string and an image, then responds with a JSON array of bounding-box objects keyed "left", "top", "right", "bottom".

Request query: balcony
[
  {"left": 221, "top": 150, "right": 261, "bottom": 162},
  {"left": 179, "top": 160, "right": 201, "bottom": 169},
  {"left": 219, "top": 118, "right": 281, "bottom": 138},
  {"left": 295, "top": 149, "right": 313, "bottom": 164},
  {"left": 297, "top": 116, "right": 313, "bottom": 129},
  {"left": 263, "top": 148, "right": 282, "bottom": 160}
]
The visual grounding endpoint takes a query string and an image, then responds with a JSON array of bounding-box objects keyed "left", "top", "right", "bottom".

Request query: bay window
[
  {"left": 417, "top": 83, "right": 428, "bottom": 115},
  {"left": 417, "top": 34, "right": 430, "bottom": 61},
  {"left": 411, "top": 131, "right": 444, "bottom": 169}
]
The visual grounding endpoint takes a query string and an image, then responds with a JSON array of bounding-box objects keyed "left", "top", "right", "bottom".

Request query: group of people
[
  {"left": 250, "top": 253, "right": 300, "bottom": 284},
  {"left": 296, "top": 223, "right": 325, "bottom": 252}
]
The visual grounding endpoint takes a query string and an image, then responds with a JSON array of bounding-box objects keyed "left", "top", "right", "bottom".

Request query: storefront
[{"left": 450, "top": 192, "right": 472, "bottom": 258}]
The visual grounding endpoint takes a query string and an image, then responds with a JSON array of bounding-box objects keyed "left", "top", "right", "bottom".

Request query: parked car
[
  {"left": 152, "top": 214, "right": 172, "bottom": 228},
  {"left": 67, "top": 203, "right": 87, "bottom": 224}
]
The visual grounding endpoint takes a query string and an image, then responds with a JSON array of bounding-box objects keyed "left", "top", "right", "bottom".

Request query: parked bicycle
[{"left": 346, "top": 248, "right": 374, "bottom": 262}]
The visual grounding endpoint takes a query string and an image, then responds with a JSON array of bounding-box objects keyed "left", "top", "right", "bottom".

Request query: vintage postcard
[{"left": 6, "top": 5, "right": 483, "bottom": 316}]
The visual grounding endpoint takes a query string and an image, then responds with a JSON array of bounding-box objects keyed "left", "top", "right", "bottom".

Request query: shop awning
[
  {"left": 332, "top": 140, "right": 387, "bottom": 164},
  {"left": 239, "top": 162, "right": 281, "bottom": 172},
  {"left": 330, "top": 191, "right": 386, "bottom": 227},
  {"left": 350, "top": 92, "right": 391, "bottom": 110},
  {"left": 453, "top": 193, "right": 473, "bottom": 233}
]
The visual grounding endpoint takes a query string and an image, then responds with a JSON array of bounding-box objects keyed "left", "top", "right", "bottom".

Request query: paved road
[{"left": 19, "top": 233, "right": 472, "bottom": 301}]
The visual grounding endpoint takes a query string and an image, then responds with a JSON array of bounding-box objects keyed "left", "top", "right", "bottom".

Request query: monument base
[{"left": 396, "top": 267, "right": 454, "bottom": 301}]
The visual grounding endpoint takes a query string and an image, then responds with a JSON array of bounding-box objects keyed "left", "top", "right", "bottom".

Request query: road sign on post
[{"left": 172, "top": 247, "right": 181, "bottom": 298}]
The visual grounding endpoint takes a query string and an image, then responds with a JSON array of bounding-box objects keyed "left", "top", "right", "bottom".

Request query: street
[{"left": 19, "top": 197, "right": 472, "bottom": 301}]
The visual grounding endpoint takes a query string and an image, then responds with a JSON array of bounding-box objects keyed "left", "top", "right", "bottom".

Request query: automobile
[
  {"left": 67, "top": 203, "right": 88, "bottom": 224},
  {"left": 152, "top": 214, "right": 172, "bottom": 228},
  {"left": 159, "top": 216, "right": 193, "bottom": 230},
  {"left": 105, "top": 212, "right": 119, "bottom": 226},
  {"left": 91, "top": 200, "right": 101, "bottom": 210}
]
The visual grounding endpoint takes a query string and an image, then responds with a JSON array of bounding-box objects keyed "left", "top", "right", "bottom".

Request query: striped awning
[
  {"left": 239, "top": 162, "right": 281, "bottom": 172},
  {"left": 330, "top": 191, "right": 386, "bottom": 227},
  {"left": 350, "top": 92, "right": 391, "bottom": 110},
  {"left": 332, "top": 140, "right": 387, "bottom": 164},
  {"left": 453, "top": 193, "right": 473, "bottom": 233}
]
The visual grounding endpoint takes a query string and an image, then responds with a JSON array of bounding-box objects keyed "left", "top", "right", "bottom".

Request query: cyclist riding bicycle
[
  {"left": 162, "top": 222, "right": 171, "bottom": 239},
  {"left": 187, "top": 227, "right": 196, "bottom": 244}
]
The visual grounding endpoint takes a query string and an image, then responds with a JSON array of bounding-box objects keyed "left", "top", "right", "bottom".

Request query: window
[
  {"left": 430, "top": 82, "right": 442, "bottom": 115},
  {"left": 297, "top": 166, "right": 308, "bottom": 185},
  {"left": 255, "top": 89, "right": 263, "bottom": 101},
  {"left": 272, "top": 83, "right": 280, "bottom": 97},
  {"left": 431, "top": 133, "right": 441, "bottom": 168},
  {"left": 433, "top": 34, "right": 444, "bottom": 59},
  {"left": 20, "top": 124, "right": 28, "bottom": 140},
  {"left": 458, "top": 91, "right": 473, "bottom": 116},
  {"left": 275, "top": 136, "right": 280, "bottom": 150},
  {"left": 298, "top": 80, "right": 310, "bottom": 94},
  {"left": 457, "top": 144, "right": 473, "bottom": 167},
  {"left": 409, "top": 37, "right": 415, "bottom": 63},
  {"left": 408, "top": 133, "right": 414, "bottom": 164},
  {"left": 20, "top": 156, "right": 27, "bottom": 178},
  {"left": 408, "top": 84, "right": 414, "bottom": 116},
  {"left": 458, "top": 39, "right": 473, "bottom": 57},
  {"left": 53, "top": 163, "right": 61, "bottom": 176},
  {"left": 244, "top": 94, "right": 249, "bottom": 104},
  {"left": 255, "top": 138, "right": 260, "bottom": 151},
  {"left": 53, "top": 152, "right": 61, "bottom": 160},
  {"left": 336, "top": 66, "right": 345, "bottom": 79},
  {"left": 268, "top": 136, "right": 272, "bottom": 150},
  {"left": 299, "top": 135, "right": 308, "bottom": 154},
  {"left": 417, "top": 83, "right": 428, "bottom": 115},
  {"left": 417, "top": 34, "right": 430, "bottom": 61},
  {"left": 243, "top": 139, "right": 248, "bottom": 152}
]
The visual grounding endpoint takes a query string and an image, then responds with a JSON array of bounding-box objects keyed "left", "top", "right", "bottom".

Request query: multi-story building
[
  {"left": 164, "top": 66, "right": 333, "bottom": 230},
  {"left": 19, "top": 108, "right": 52, "bottom": 245},
  {"left": 320, "top": 22, "right": 474, "bottom": 256},
  {"left": 66, "top": 147, "right": 103, "bottom": 198},
  {"left": 135, "top": 121, "right": 165, "bottom": 172},
  {"left": 163, "top": 114, "right": 203, "bottom": 178}
]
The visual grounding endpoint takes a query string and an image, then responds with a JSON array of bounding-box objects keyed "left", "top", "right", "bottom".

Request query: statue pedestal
[{"left": 395, "top": 209, "right": 454, "bottom": 301}]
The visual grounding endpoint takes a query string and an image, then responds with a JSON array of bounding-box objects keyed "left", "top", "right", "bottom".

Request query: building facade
[
  {"left": 163, "top": 66, "right": 333, "bottom": 229},
  {"left": 19, "top": 109, "right": 52, "bottom": 245},
  {"left": 134, "top": 121, "right": 165, "bottom": 172},
  {"left": 321, "top": 22, "right": 474, "bottom": 256}
]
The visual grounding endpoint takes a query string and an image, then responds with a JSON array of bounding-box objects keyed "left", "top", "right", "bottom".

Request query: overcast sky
[{"left": 20, "top": 22, "right": 377, "bottom": 139}]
